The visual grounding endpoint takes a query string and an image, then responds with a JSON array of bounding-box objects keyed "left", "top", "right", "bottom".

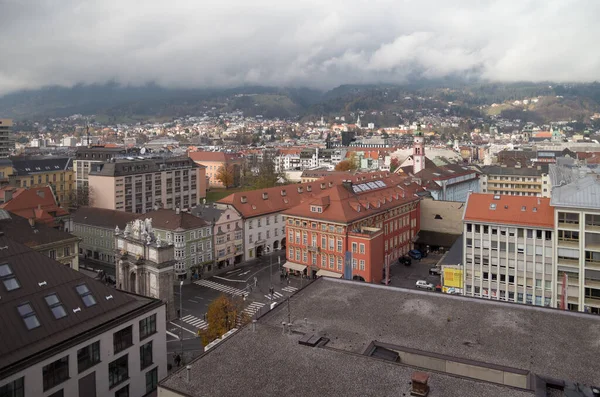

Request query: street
[{"left": 386, "top": 253, "right": 443, "bottom": 289}]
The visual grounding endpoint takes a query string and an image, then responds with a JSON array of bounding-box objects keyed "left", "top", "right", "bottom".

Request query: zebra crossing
[
  {"left": 242, "top": 301, "right": 265, "bottom": 317},
  {"left": 265, "top": 291, "right": 284, "bottom": 300},
  {"left": 194, "top": 279, "right": 246, "bottom": 296},
  {"left": 181, "top": 314, "right": 208, "bottom": 330},
  {"left": 282, "top": 286, "right": 298, "bottom": 293}
]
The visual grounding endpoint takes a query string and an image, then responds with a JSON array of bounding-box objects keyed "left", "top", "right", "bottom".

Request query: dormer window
[
  {"left": 241, "top": 196, "right": 247, "bottom": 203},
  {"left": 281, "top": 190, "right": 287, "bottom": 196},
  {"left": 297, "top": 187, "right": 304, "bottom": 193},
  {"left": 262, "top": 193, "right": 268, "bottom": 200},
  {"left": 310, "top": 206, "right": 323, "bottom": 213},
  {"left": 306, "top": 186, "right": 312, "bottom": 192}
]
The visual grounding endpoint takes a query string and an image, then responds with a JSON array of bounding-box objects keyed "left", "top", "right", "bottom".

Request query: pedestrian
[{"left": 175, "top": 354, "right": 181, "bottom": 367}]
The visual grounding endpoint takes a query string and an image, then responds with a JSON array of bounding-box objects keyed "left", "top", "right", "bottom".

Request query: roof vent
[
  {"left": 38, "top": 281, "right": 47, "bottom": 287},
  {"left": 521, "top": 206, "right": 526, "bottom": 211},
  {"left": 106, "top": 295, "right": 114, "bottom": 300},
  {"left": 320, "top": 183, "right": 326, "bottom": 189},
  {"left": 411, "top": 372, "right": 430, "bottom": 397},
  {"left": 281, "top": 190, "right": 287, "bottom": 196},
  {"left": 73, "top": 307, "right": 82, "bottom": 313},
  {"left": 262, "top": 192, "right": 268, "bottom": 200},
  {"left": 241, "top": 196, "right": 247, "bottom": 203},
  {"left": 533, "top": 207, "right": 537, "bottom": 212},
  {"left": 328, "top": 182, "right": 333, "bottom": 187}
]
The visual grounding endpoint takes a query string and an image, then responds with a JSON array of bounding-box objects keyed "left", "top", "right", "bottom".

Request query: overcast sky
[{"left": 1, "top": 0, "right": 599, "bottom": 95}]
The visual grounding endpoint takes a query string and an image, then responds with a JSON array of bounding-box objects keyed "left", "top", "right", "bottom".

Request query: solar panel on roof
[
  {"left": 359, "top": 183, "right": 370, "bottom": 191},
  {"left": 352, "top": 186, "right": 362, "bottom": 193},
  {"left": 367, "top": 182, "right": 378, "bottom": 189}
]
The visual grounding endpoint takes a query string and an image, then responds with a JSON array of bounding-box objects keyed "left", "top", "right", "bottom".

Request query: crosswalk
[
  {"left": 181, "top": 314, "right": 208, "bottom": 330},
  {"left": 282, "top": 286, "right": 298, "bottom": 293},
  {"left": 194, "top": 279, "right": 246, "bottom": 296},
  {"left": 265, "top": 291, "right": 284, "bottom": 300},
  {"left": 243, "top": 301, "right": 265, "bottom": 317}
]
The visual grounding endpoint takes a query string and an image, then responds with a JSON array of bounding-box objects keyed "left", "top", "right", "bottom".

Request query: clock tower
[{"left": 413, "top": 126, "right": 425, "bottom": 174}]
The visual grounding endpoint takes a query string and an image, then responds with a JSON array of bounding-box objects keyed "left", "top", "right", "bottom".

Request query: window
[
  {"left": 337, "top": 239, "right": 343, "bottom": 252},
  {"left": 77, "top": 341, "right": 100, "bottom": 373},
  {"left": 75, "top": 284, "right": 97, "bottom": 307},
  {"left": 0, "top": 263, "right": 20, "bottom": 291},
  {"left": 64, "top": 246, "right": 70, "bottom": 257},
  {"left": 45, "top": 294, "right": 67, "bottom": 319},
  {"left": 352, "top": 258, "right": 357, "bottom": 269},
  {"left": 351, "top": 242, "right": 357, "bottom": 253},
  {"left": 49, "top": 250, "right": 57, "bottom": 259},
  {"left": 139, "top": 314, "right": 157, "bottom": 340},
  {"left": 17, "top": 302, "right": 40, "bottom": 330},
  {"left": 558, "top": 212, "right": 579, "bottom": 225},
  {"left": 140, "top": 341, "right": 153, "bottom": 370},
  {"left": 109, "top": 354, "right": 129, "bottom": 388},
  {"left": 115, "top": 384, "right": 129, "bottom": 397},
  {"left": 113, "top": 326, "right": 133, "bottom": 353},
  {"left": 359, "top": 260, "right": 365, "bottom": 270},
  {"left": 0, "top": 377, "right": 24, "bottom": 397},
  {"left": 466, "top": 223, "right": 472, "bottom": 232},
  {"left": 146, "top": 367, "right": 158, "bottom": 394},
  {"left": 359, "top": 244, "right": 365, "bottom": 254},
  {"left": 43, "top": 356, "right": 69, "bottom": 391}
]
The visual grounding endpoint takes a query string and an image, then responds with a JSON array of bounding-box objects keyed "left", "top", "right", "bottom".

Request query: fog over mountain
[{"left": 1, "top": 0, "right": 599, "bottom": 96}]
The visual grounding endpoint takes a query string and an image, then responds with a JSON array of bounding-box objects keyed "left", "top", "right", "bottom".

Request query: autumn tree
[
  {"left": 335, "top": 160, "right": 354, "bottom": 171},
  {"left": 390, "top": 158, "right": 400, "bottom": 172},
  {"left": 215, "top": 164, "right": 236, "bottom": 188},
  {"left": 198, "top": 294, "right": 250, "bottom": 346}
]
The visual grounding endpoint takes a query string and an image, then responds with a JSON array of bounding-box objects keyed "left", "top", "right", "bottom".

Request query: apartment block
[
  {"left": 74, "top": 146, "right": 141, "bottom": 193},
  {"left": 0, "top": 232, "right": 166, "bottom": 397},
  {"left": 551, "top": 175, "right": 600, "bottom": 314},
  {"left": 479, "top": 165, "right": 551, "bottom": 198},
  {"left": 188, "top": 151, "right": 242, "bottom": 188},
  {"left": 88, "top": 156, "right": 206, "bottom": 213},
  {"left": 0, "top": 119, "right": 13, "bottom": 158},
  {"left": 463, "top": 194, "right": 555, "bottom": 307}
]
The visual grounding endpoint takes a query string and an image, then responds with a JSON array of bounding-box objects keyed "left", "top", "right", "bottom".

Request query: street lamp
[
  {"left": 179, "top": 280, "right": 183, "bottom": 359},
  {"left": 266, "top": 245, "right": 274, "bottom": 299}
]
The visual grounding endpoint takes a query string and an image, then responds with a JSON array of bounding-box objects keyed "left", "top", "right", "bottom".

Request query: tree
[
  {"left": 335, "top": 160, "right": 354, "bottom": 171},
  {"left": 215, "top": 164, "right": 236, "bottom": 188},
  {"left": 347, "top": 152, "right": 360, "bottom": 170},
  {"left": 251, "top": 153, "right": 284, "bottom": 189},
  {"left": 390, "top": 158, "right": 400, "bottom": 172},
  {"left": 69, "top": 185, "right": 94, "bottom": 209},
  {"left": 198, "top": 294, "right": 249, "bottom": 346}
]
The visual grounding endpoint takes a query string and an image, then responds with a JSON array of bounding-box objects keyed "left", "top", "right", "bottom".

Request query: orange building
[
  {"left": 282, "top": 177, "right": 421, "bottom": 283},
  {"left": 188, "top": 151, "right": 243, "bottom": 188}
]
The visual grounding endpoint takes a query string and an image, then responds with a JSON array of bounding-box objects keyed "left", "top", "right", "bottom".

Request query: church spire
[{"left": 413, "top": 125, "right": 425, "bottom": 174}]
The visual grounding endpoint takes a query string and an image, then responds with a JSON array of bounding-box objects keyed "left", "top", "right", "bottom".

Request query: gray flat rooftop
[{"left": 161, "top": 278, "right": 600, "bottom": 396}]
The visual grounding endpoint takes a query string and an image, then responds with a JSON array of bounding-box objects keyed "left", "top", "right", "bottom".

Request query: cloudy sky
[{"left": 1, "top": 0, "right": 599, "bottom": 95}]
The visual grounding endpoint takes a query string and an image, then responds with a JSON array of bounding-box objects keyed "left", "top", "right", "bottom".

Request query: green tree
[{"left": 390, "top": 158, "right": 400, "bottom": 172}]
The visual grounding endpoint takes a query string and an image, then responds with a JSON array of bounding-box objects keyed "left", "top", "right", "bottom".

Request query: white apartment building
[
  {"left": 551, "top": 176, "right": 600, "bottom": 314},
  {"left": 480, "top": 165, "right": 551, "bottom": 198},
  {"left": 462, "top": 193, "right": 555, "bottom": 307}
]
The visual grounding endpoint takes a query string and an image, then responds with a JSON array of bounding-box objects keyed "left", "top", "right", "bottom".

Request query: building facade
[
  {"left": 8, "top": 157, "right": 75, "bottom": 207},
  {"left": 282, "top": 177, "right": 421, "bottom": 283},
  {"left": 551, "top": 176, "right": 600, "bottom": 314},
  {"left": 479, "top": 165, "right": 551, "bottom": 198},
  {"left": 462, "top": 194, "right": 555, "bottom": 307},
  {"left": 188, "top": 151, "right": 242, "bottom": 188},
  {"left": 0, "top": 119, "right": 13, "bottom": 158},
  {"left": 143, "top": 209, "right": 213, "bottom": 281},
  {"left": 88, "top": 156, "right": 206, "bottom": 213},
  {"left": 0, "top": 233, "right": 166, "bottom": 397}
]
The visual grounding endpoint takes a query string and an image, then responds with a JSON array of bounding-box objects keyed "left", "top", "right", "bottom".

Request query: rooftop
[
  {"left": 88, "top": 156, "right": 198, "bottom": 177},
  {"left": 188, "top": 151, "right": 242, "bottom": 163},
  {"left": 550, "top": 175, "right": 600, "bottom": 210},
  {"left": 481, "top": 164, "right": 548, "bottom": 177},
  {"left": 464, "top": 193, "right": 554, "bottom": 228},
  {"left": 161, "top": 278, "right": 600, "bottom": 396},
  {"left": 72, "top": 207, "right": 140, "bottom": 230},
  {"left": 0, "top": 210, "right": 78, "bottom": 248},
  {"left": 9, "top": 156, "right": 72, "bottom": 175},
  {"left": 0, "top": 186, "right": 69, "bottom": 225},
  {"left": 144, "top": 209, "right": 208, "bottom": 231},
  {"left": 0, "top": 232, "right": 161, "bottom": 378}
]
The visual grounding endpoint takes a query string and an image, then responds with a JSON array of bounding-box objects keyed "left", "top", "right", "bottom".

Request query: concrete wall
[
  {"left": 88, "top": 175, "right": 116, "bottom": 210},
  {"left": 420, "top": 198, "right": 465, "bottom": 235},
  {"left": 0, "top": 305, "right": 167, "bottom": 397}
]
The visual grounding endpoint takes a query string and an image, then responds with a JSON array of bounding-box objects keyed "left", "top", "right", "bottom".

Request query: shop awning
[
  {"left": 283, "top": 262, "right": 307, "bottom": 272},
  {"left": 316, "top": 269, "right": 343, "bottom": 278}
]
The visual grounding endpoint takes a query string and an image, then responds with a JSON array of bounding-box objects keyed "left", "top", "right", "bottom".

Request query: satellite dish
[{"left": 140, "top": 148, "right": 146, "bottom": 154}]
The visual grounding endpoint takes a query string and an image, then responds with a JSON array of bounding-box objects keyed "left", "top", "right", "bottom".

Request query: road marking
[
  {"left": 282, "top": 286, "right": 298, "bottom": 293},
  {"left": 194, "top": 296, "right": 204, "bottom": 300},
  {"left": 194, "top": 279, "right": 246, "bottom": 295},
  {"left": 264, "top": 292, "right": 283, "bottom": 300},
  {"left": 181, "top": 314, "right": 209, "bottom": 330},
  {"left": 226, "top": 269, "right": 242, "bottom": 274},
  {"left": 242, "top": 301, "right": 265, "bottom": 317},
  {"left": 166, "top": 331, "right": 179, "bottom": 339},
  {"left": 213, "top": 275, "right": 247, "bottom": 283},
  {"left": 188, "top": 299, "right": 199, "bottom": 303},
  {"left": 169, "top": 321, "right": 197, "bottom": 336},
  {"left": 239, "top": 270, "right": 251, "bottom": 276}
]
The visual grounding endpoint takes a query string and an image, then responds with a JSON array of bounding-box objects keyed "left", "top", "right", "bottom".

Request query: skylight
[
  {"left": 18, "top": 302, "right": 41, "bottom": 330},
  {"left": 45, "top": 294, "right": 67, "bottom": 319},
  {"left": 76, "top": 284, "right": 97, "bottom": 307},
  {"left": 0, "top": 263, "right": 20, "bottom": 291},
  {"left": 490, "top": 203, "right": 497, "bottom": 210}
]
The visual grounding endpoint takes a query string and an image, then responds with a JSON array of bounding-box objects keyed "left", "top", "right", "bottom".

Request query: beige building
[
  {"left": 188, "top": 151, "right": 242, "bottom": 188},
  {"left": 88, "top": 156, "right": 206, "bottom": 213},
  {"left": 480, "top": 165, "right": 551, "bottom": 197}
]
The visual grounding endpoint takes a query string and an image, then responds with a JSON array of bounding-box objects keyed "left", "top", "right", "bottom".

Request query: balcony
[
  {"left": 558, "top": 222, "right": 579, "bottom": 231},
  {"left": 557, "top": 257, "right": 579, "bottom": 267},
  {"left": 557, "top": 239, "right": 579, "bottom": 249},
  {"left": 585, "top": 260, "right": 600, "bottom": 271}
]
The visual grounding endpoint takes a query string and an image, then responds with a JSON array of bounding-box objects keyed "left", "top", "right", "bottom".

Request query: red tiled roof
[
  {"left": 218, "top": 171, "right": 402, "bottom": 218},
  {"left": 0, "top": 187, "right": 26, "bottom": 201},
  {"left": 282, "top": 177, "right": 422, "bottom": 224},
  {"left": 464, "top": 193, "right": 553, "bottom": 228},
  {"left": 188, "top": 151, "right": 242, "bottom": 163},
  {"left": 0, "top": 187, "right": 68, "bottom": 225}
]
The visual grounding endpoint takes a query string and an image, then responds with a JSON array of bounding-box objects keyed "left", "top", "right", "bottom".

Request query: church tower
[
  {"left": 413, "top": 125, "right": 425, "bottom": 174},
  {"left": 356, "top": 115, "right": 361, "bottom": 129}
]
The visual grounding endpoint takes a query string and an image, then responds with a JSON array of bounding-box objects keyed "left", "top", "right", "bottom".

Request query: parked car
[
  {"left": 415, "top": 280, "right": 434, "bottom": 290},
  {"left": 408, "top": 249, "right": 422, "bottom": 260},
  {"left": 429, "top": 267, "right": 441, "bottom": 275},
  {"left": 399, "top": 256, "right": 412, "bottom": 266}
]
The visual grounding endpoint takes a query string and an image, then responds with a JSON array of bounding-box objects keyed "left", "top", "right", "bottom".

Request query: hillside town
[{"left": 2, "top": 92, "right": 600, "bottom": 397}]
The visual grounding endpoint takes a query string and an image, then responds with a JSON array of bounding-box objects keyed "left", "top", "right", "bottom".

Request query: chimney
[
  {"left": 4, "top": 190, "right": 12, "bottom": 202},
  {"left": 186, "top": 365, "right": 191, "bottom": 382},
  {"left": 342, "top": 180, "right": 353, "bottom": 191},
  {"left": 411, "top": 372, "right": 430, "bottom": 397},
  {"left": 176, "top": 207, "right": 180, "bottom": 215},
  {"left": 28, "top": 218, "right": 35, "bottom": 228}
]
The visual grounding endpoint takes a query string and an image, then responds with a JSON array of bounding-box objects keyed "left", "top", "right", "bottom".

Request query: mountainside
[{"left": 1, "top": 81, "right": 600, "bottom": 125}]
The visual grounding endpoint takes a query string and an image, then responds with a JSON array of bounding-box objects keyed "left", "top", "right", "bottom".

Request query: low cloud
[{"left": 0, "top": 0, "right": 598, "bottom": 95}]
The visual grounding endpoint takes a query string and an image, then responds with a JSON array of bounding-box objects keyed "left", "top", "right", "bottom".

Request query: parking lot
[{"left": 387, "top": 253, "right": 443, "bottom": 290}]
